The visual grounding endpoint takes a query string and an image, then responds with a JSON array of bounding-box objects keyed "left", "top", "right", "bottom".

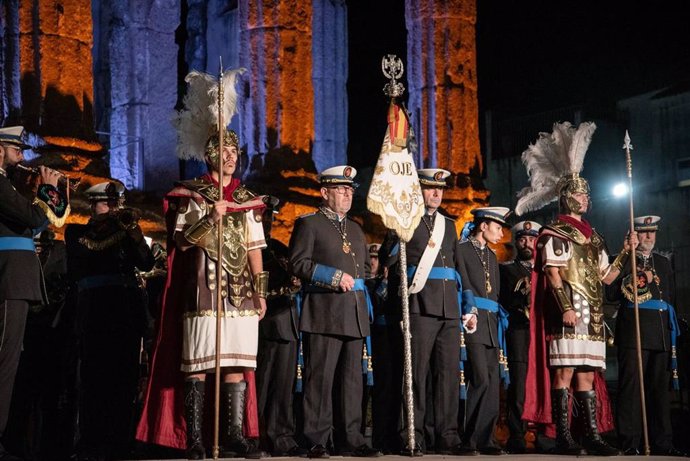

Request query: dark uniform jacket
[
  {"left": 499, "top": 260, "right": 531, "bottom": 362},
  {"left": 261, "top": 238, "right": 299, "bottom": 341},
  {"left": 456, "top": 239, "right": 500, "bottom": 347},
  {"left": 610, "top": 252, "right": 674, "bottom": 351},
  {"left": 0, "top": 173, "right": 49, "bottom": 302},
  {"left": 289, "top": 209, "right": 370, "bottom": 338},
  {"left": 385, "top": 212, "right": 460, "bottom": 319}
]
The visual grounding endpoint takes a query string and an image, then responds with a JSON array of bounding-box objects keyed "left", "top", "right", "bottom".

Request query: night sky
[{"left": 347, "top": 1, "right": 690, "bottom": 169}]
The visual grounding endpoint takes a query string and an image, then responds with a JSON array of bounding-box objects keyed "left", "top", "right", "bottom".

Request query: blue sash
[
  {"left": 474, "top": 297, "right": 511, "bottom": 388},
  {"left": 295, "top": 278, "right": 375, "bottom": 393},
  {"left": 0, "top": 237, "right": 36, "bottom": 252},
  {"left": 625, "top": 299, "right": 680, "bottom": 390}
]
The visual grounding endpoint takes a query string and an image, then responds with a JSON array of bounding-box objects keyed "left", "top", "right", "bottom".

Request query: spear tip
[{"left": 623, "top": 130, "right": 633, "bottom": 151}]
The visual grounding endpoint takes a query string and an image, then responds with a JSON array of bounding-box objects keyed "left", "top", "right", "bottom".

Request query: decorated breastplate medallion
[{"left": 198, "top": 212, "right": 253, "bottom": 308}]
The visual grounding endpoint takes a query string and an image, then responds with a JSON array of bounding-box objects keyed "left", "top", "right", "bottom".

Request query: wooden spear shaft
[
  {"left": 212, "top": 58, "right": 225, "bottom": 461},
  {"left": 623, "top": 131, "right": 650, "bottom": 456}
]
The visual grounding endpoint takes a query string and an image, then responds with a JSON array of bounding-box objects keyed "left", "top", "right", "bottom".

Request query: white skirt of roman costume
[{"left": 175, "top": 197, "right": 266, "bottom": 373}]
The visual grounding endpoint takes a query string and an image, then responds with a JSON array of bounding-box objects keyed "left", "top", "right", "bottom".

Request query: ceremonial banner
[{"left": 367, "top": 100, "right": 424, "bottom": 242}]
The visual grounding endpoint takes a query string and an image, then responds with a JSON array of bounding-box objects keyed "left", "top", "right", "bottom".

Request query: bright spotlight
[{"left": 612, "top": 182, "right": 628, "bottom": 197}]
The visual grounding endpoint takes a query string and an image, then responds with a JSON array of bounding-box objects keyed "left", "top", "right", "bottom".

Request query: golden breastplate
[
  {"left": 559, "top": 240, "right": 603, "bottom": 309},
  {"left": 198, "top": 212, "right": 252, "bottom": 307}
]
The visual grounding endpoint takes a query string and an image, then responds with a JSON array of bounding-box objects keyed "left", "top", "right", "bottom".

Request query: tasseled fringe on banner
[
  {"left": 295, "top": 336, "right": 304, "bottom": 393},
  {"left": 362, "top": 338, "right": 374, "bottom": 386}
]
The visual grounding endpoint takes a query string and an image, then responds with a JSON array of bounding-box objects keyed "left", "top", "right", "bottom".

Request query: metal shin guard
[
  {"left": 575, "top": 390, "right": 621, "bottom": 456},
  {"left": 184, "top": 379, "right": 206, "bottom": 460},
  {"left": 551, "top": 388, "right": 586, "bottom": 456},
  {"left": 220, "top": 381, "right": 253, "bottom": 458}
]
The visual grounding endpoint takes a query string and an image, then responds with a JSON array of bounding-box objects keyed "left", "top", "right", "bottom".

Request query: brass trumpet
[
  {"left": 15, "top": 163, "right": 81, "bottom": 191},
  {"left": 112, "top": 207, "right": 142, "bottom": 230}
]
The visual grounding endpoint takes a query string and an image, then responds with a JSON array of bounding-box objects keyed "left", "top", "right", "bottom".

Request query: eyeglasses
[{"left": 329, "top": 186, "right": 354, "bottom": 195}]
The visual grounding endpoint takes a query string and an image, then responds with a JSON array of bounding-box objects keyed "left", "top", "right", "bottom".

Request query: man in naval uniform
[
  {"left": 289, "top": 165, "right": 381, "bottom": 458},
  {"left": 611, "top": 215, "right": 686, "bottom": 457},
  {"left": 65, "top": 181, "right": 154, "bottom": 461},
  {"left": 0, "top": 125, "right": 68, "bottom": 461},
  {"left": 499, "top": 220, "right": 547, "bottom": 454},
  {"left": 256, "top": 197, "right": 306, "bottom": 457},
  {"left": 382, "top": 168, "right": 463, "bottom": 455},
  {"left": 456, "top": 207, "right": 510, "bottom": 456}
]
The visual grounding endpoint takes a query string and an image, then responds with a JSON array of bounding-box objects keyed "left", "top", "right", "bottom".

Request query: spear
[
  {"left": 212, "top": 56, "right": 225, "bottom": 461},
  {"left": 623, "top": 131, "right": 649, "bottom": 456}
]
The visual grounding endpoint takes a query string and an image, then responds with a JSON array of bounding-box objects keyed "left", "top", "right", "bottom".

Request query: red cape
[
  {"left": 522, "top": 226, "right": 615, "bottom": 437},
  {"left": 135, "top": 191, "right": 259, "bottom": 450}
]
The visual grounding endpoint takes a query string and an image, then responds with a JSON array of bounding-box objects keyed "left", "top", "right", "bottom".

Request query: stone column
[
  {"left": 0, "top": 1, "right": 21, "bottom": 126},
  {"left": 311, "top": 0, "right": 348, "bottom": 172},
  {"left": 99, "top": 0, "right": 180, "bottom": 191},
  {"left": 405, "top": 0, "right": 489, "bottom": 225},
  {"left": 18, "top": 0, "right": 96, "bottom": 141},
  {"left": 239, "top": 0, "right": 314, "bottom": 164},
  {"left": 238, "top": 0, "right": 319, "bottom": 244}
]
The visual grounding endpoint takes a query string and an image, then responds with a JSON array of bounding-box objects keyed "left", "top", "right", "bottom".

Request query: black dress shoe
[
  {"left": 622, "top": 447, "right": 639, "bottom": 456},
  {"left": 399, "top": 444, "right": 424, "bottom": 457},
  {"left": 452, "top": 445, "right": 480, "bottom": 456},
  {"left": 505, "top": 445, "right": 527, "bottom": 454},
  {"left": 352, "top": 445, "right": 383, "bottom": 458},
  {"left": 651, "top": 447, "right": 689, "bottom": 457},
  {"left": 278, "top": 446, "right": 309, "bottom": 457},
  {"left": 479, "top": 446, "right": 506, "bottom": 456},
  {"left": 308, "top": 445, "right": 329, "bottom": 459}
]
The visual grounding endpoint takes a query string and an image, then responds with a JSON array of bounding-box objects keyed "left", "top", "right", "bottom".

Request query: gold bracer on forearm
[
  {"left": 253, "top": 271, "right": 269, "bottom": 298},
  {"left": 611, "top": 249, "right": 630, "bottom": 272},
  {"left": 552, "top": 286, "right": 574, "bottom": 313},
  {"left": 184, "top": 216, "right": 215, "bottom": 244}
]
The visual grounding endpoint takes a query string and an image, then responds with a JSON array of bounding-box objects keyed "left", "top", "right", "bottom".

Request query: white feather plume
[
  {"left": 171, "top": 68, "right": 245, "bottom": 161},
  {"left": 515, "top": 121, "right": 597, "bottom": 216}
]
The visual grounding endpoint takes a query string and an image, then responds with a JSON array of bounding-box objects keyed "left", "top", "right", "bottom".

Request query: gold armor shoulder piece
[
  {"left": 232, "top": 185, "right": 258, "bottom": 204},
  {"left": 177, "top": 178, "right": 220, "bottom": 203},
  {"left": 590, "top": 230, "right": 605, "bottom": 249},
  {"left": 547, "top": 222, "right": 586, "bottom": 245}
]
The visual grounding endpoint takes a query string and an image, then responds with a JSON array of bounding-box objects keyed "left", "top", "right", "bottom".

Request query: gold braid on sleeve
[{"left": 184, "top": 216, "right": 214, "bottom": 244}]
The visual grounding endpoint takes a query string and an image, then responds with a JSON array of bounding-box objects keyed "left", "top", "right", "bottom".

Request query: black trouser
[
  {"left": 371, "top": 320, "right": 403, "bottom": 452},
  {"left": 302, "top": 333, "right": 366, "bottom": 451},
  {"left": 0, "top": 299, "right": 28, "bottom": 436},
  {"left": 462, "top": 342, "right": 500, "bottom": 450},
  {"left": 617, "top": 347, "right": 673, "bottom": 451},
  {"left": 506, "top": 360, "right": 527, "bottom": 447},
  {"left": 256, "top": 336, "right": 299, "bottom": 453},
  {"left": 401, "top": 314, "right": 461, "bottom": 451}
]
